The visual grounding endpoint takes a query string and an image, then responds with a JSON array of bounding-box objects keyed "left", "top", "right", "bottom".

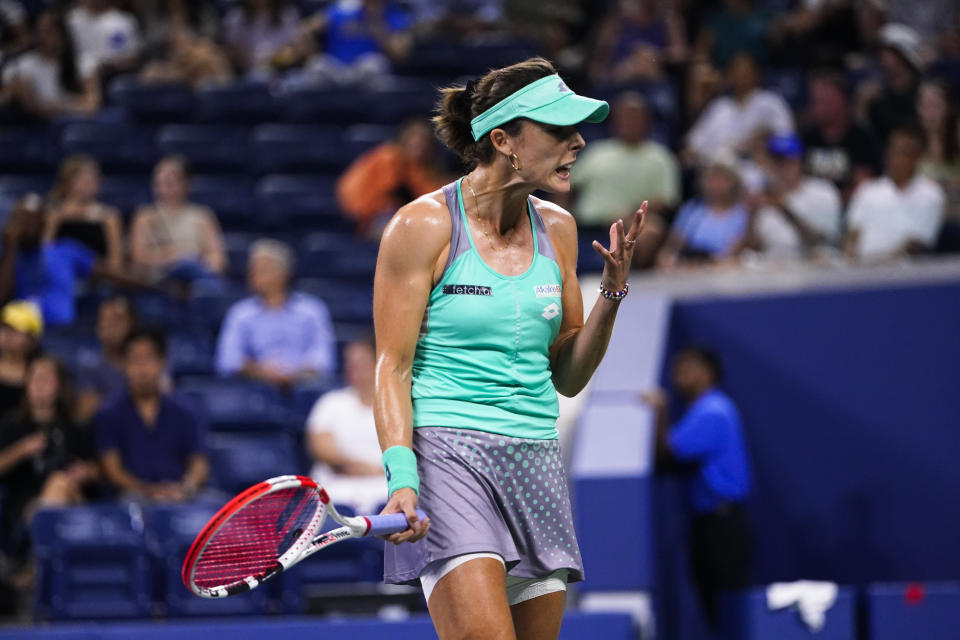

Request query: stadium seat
[
  {"left": 251, "top": 124, "right": 344, "bottom": 174},
  {"left": 0, "top": 126, "right": 56, "bottom": 173},
  {"left": 866, "top": 583, "right": 960, "bottom": 640},
  {"left": 297, "top": 232, "right": 379, "bottom": 282},
  {"left": 59, "top": 122, "right": 159, "bottom": 173},
  {"left": 207, "top": 432, "right": 299, "bottom": 493},
  {"left": 179, "top": 379, "right": 289, "bottom": 432},
  {"left": 341, "top": 123, "right": 396, "bottom": 160},
  {"left": 368, "top": 79, "right": 438, "bottom": 123},
  {"left": 168, "top": 332, "right": 216, "bottom": 378},
  {"left": 719, "top": 586, "right": 856, "bottom": 640},
  {"left": 156, "top": 124, "right": 251, "bottom": 173},
  {"left": 144, "top": 502, "right": 272, "bottom": 616},
  {"left": 255, "top": 174, "right": 347, "bottom": 231},
  {"left": 98, "top": 176, "right": 152, "bottom": 217},
  {"left": 107, "top": 76, "right": 195, "bottom": 123},
  {"left": 195, "top": 81, "right": 279, "bottom": 123},
  {"left": 32, "top": 505, "right": 152, "bottom": 621},
  {"left": 188, "top": 175, "right": 256, "bottom": 228},
  {"left": 279, "top": 86, "right": 377, "bottom": 124}
]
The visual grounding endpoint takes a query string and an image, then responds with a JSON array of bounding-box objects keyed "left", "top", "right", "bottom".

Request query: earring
[{"left": 510, "top": 153, "right": 522, "bottom": 171}]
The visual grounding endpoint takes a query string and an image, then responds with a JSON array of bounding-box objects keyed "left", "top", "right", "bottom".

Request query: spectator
[
  {"left": 306, "top": 336, "right": 384, "bottom": 513},
  {"left": 685, "top": 52, "right": 794, "bottom": 164},
  {"left": 45, "top": 155, "right": 123, "bottom": 270},
  {"left": 0, "top": 0, "right": 28, "bottom": 62},
  {"left": 404, "top": 0, "right": 502, "bottom": 37},
  {"left": 861, "top": 23, "right": 923, "bottom": 143},
  {"left": 845, "top": 126, "right": 945, "bottom": 261},
  {"left": 0, "top": 356, "right": 96, "bottom": 574},
  {"left": 0, "top": 9, "right": 100, "bottom": 121},
  {"left": 588, "top": 0, "right": 688, "bottom": 84},
  {"left": 657, "top": 152, "right": 749, "bottom": 269},
  {"left": 75, "top": 295, "right": 135, "bottom": 420},
  {"left": 0, "top": 194, "right": 143, "bottom": 327},
  {"left": 67, "top": 0, "right": 142, "bottom": 78},
  {"left": 94, "top": 327, "right": 208, "bottom": 502},
  {"left": 129, "top": 155, "right": 227, "bottom": 285},
  {"left": 916, "top": 80, "right": 960, "bottom": 223},
  {"left": 802, "top": 70, "right": 882, "bottom": 201},
  {"left": 741, "top": 134, "right": 842, "bottom": 258},
  {"left": 642, "top": 347, "right": 752, "bottom": 629},
  {"left": 282, "top": 0, "right": 413, "bottom": 86},
  {"left": 223, "top": 0, "right": 299, "bottom": 76},
  {"left": 571, "top": 92, "right": 680, "bottom": 242},
  {"left": 336, "top": 118, "right": 448, "bottom": 236},
  {"left": 769, "top": 0, "right": 864, "bottom": 69},
  {"left": 215, "top": 239, "right": 336, "bottom": 389},
  {"left": 694, "top": 0, "right": 772, "bottom": 68},
  {"left": 139, "top": 26, "right": 233, "bottom": 89},
  {"left": 0, "top": 301, "right": 41, "bottom": 417}
]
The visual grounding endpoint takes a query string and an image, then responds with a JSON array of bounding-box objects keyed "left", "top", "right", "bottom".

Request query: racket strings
[{"left": 192, "top": 487, "right": 320, "bottom": 588}]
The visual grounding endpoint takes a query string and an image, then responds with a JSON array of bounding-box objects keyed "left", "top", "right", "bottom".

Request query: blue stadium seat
[
  {"left": 0, "top": 126, "right": 57, "bottom": 172},
  {"left": 188, "top": 175, "right": 255, "bottom": 228},
  {"left": 156, "top": 124, "right": 251, "bottom": 173},
  {"left": 32, "top": 505, "right": 152, "bottom": 621},
  {"left": 255, "top": 174, "right": 347, "bottom": 231},
  {"left": 341, "top": 123, "right": 395, "bottom": 159},
  {"left": 867, "top": 583, "right": 960, "bottom": 640},
  {"left": 719, "top": 587, "right": 855, "bottom": 640},
  {"left": 223, "top": 231, "right": 256, "bottom": 278},
  {"left": 297, "top": 232, "right": 379, "bottom": 282},
  {"left": 41, "top": 333, "right": 100, "bottom": 368},
  {"left": 144, "top": 502, "right": 271, "bottom": 616},
  {"left": 195, "top": 81, "right": 279, "bottom": 123},
  {"left": 207, "top": 433, "right": 298, "bottom": 493},
  {"left": 279, "top": 86, "right": 376, "bottom": 124},
  {"left": 59, "top": 122, "right": 159, "bottom": 173},
  {"left": 108, "top": 76, "right": 195, "bottom": 123},
  {"left": 98, "top": 176, "right": 151, "bottom": 217},
  {"left": 168, "top": 332, "right": 216, "bottom": 378},
  {"left": 765, "top": 69, "right": 808, "bottom": 112},
  {"left": 179, "top": 379, "right": 289, "bottom": 432},
  {"left": 251, "top": 124, "right": 344, "bottom": 174},
  {"left": 368, "top": 79, "right": 437, "bottom": 123}
]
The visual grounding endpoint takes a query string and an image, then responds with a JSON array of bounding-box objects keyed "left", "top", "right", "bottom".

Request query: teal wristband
[{"left": 382, "top": 445, "right": 419, "bottom": 497}]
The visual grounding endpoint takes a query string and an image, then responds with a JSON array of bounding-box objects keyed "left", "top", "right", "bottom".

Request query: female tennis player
[{"left": 374, "top": 57, "right": 645, "bottom": 640}]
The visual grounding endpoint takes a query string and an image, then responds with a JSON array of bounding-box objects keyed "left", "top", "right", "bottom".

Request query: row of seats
[
  {"left": 31, "top": 500, "right": 386, "bottom": 620},
  {"left": 721, "top": 584, "right": 960, "bottom": 640}
]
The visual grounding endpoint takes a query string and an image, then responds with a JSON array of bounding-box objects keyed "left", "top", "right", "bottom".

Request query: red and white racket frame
[{"left": 182, "top": 475, "right": 376, "bottom": 598}]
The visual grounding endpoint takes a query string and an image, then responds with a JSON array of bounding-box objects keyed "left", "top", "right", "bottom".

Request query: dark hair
[
  {"left": 122, "top": 326, "right": 167, "bottom": 359},
  {"left": 809, "top": 68, "right": 849, "bottom": 98},
  {"left": 677, "top": 346, "right": 723, "bottom": 384},
  {"left": 20, "top": 355, "right": 76, "bottom": 424},
  {"left": 100, "top": 294, "right": 138, "bottom": 324},
  {"left": 35, "top": 9, "right": 83, "bottom": 95},
  {"left": 889, "top": 124, "right": 926, "bottom": 152},
  {"left": 433, "top": 57, "right": 557, "bottom": 167},
  {"left": 156, "top": 154, "right": 193, "bottom": 180}
]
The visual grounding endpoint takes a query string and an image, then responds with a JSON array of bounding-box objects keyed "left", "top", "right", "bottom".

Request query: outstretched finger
[
  {"left": 592, "top": 239, "right": 614, "bottom": 264},
  {"left": 626, "top": 202, "right": 647, "bottom": 242}
]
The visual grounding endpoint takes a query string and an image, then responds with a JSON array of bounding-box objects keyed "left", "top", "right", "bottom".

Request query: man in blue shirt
[
  {"left": 215, "top": 239, "right": 336, "bottom": 389},
  {"left": 644, "top": 346, "right": 752, "bottom": 628},
  {"left": 95, "top": 327, "right": 208, "bottom": 502}
]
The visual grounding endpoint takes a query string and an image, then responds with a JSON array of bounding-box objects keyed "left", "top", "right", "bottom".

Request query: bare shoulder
[{"left": 380, "top": 190, "right": 451, "bottom": 264}]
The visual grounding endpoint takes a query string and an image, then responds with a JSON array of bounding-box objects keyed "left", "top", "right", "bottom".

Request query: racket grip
[{"left": 365, "top": 510, "right": 428, "bottom": 537}]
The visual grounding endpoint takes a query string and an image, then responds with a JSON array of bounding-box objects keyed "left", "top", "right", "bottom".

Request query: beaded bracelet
[{"left": 599, "top": 282, "right": 630, "bottom": 301}]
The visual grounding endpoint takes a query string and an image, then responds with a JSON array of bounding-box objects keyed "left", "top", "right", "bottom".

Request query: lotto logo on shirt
[
  {"left": 534, "top": 284, "right": 562, "bottom": 298},
  {"left": 442, "top": 284, "right": 493, "bottom": 296}
]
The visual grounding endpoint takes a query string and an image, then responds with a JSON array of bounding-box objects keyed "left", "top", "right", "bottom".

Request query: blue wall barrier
[{"left": 0, "top": 613, "right": 634, "bottom": 640}]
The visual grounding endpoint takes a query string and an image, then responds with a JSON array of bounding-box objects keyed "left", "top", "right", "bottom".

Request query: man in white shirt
[
  {"left": 845, "top": 127, "right": 945, "bottom": 261},
  {"left": 306, "top": 336, "right": 385, "bottom": 514},
  {"left": 686, "top": 52, "right": 795, "bottom": 164},
  {"left": 67, "top": 0, "right": 141, "bottom": 77},
  {"left": 750, "top": 134, "right": 842, "bottom": 258}
]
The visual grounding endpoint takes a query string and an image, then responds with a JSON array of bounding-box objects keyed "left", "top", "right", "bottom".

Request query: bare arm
[
  {"left": 372, "top": 196, "right": 447, "bottom": 543},
  {"left": 199, "top": 208, "right": 226, "bottom": 274},
  {"left": 128, "top": 208, "right": 157, "bottom": 268},
  {"left": 546, "top": 201, "right": 646, "bottom": 397},
  {"left": 180, "top": 453, "right": 209, "bottom": 494},
  {"left": 100, "top": 449, "right": 149, "bottom": 495},
  {"left": 102, "top": 207, "right": 124, "bottom": 271}
]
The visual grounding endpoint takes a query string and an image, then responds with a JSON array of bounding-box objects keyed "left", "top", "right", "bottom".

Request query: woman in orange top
[{"left": 337, "top": 118, "right": 448, "bottom": 235}]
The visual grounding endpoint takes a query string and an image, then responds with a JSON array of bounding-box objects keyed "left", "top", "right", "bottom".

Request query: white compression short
[{"left": 419, "top": 552, "right": 568, "bottom": 606}]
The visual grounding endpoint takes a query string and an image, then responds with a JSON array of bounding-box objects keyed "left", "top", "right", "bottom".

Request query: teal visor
[{"left": 470, "top": 74, "right": 610, "bottom": 142}]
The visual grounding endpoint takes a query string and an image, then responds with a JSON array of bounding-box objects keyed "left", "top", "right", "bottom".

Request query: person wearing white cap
[{"left": 865, "top": 23, "right": 924, "bottom": 142}]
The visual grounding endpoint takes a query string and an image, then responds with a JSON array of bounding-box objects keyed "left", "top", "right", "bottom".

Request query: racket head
[{"left": 182, "top": 475, "right": 329, "bottom": 598}]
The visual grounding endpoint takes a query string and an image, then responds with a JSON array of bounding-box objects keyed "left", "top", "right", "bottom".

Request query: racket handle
[{"left": 364, "top": 509, "right": 428, "bottom": 537}]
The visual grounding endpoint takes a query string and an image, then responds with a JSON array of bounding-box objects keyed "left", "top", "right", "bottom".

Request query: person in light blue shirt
[
  {"left": 644, "top": 346, "right": 752, "bottom": 628},
  {"left": 657, "top": 152, "right": 749, "bottom": 268},
  {"left": 215, "top": 239, "right": 335, "bottom": 389}
]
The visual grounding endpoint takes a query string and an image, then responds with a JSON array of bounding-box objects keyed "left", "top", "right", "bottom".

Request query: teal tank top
[{"left": 411, "top": 178, "right": 564, "bottom": 440}]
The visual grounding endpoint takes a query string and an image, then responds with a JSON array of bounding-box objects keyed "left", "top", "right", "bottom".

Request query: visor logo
[{"left": 557, "top": 81, "right": 570, "bottom": 93}]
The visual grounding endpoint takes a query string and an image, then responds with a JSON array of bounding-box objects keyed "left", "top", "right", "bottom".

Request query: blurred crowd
[{"left": 0, "top": 0, "right": 958, "bottom": 620}]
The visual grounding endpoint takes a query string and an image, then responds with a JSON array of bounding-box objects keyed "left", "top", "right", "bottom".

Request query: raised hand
[{"left": 592, "top": 201, "right": 647, "bottom": 292}]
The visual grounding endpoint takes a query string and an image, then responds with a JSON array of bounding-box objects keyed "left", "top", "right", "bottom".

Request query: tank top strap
[
  {"left": 441, "top": 180, "right": 472, "bottom": 274},
  {"left": 527, "top": 197, "right": 558, "bottom": 263}
]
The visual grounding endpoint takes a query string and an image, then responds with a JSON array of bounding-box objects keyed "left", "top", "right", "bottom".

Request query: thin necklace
[{"left": 465, "top": 176, "right": 509, "bottom": 253}]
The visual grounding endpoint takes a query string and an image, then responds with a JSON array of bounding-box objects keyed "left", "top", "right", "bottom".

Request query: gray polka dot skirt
[{"left": 383, "top": 427, "right": 584, "bottom": 585}]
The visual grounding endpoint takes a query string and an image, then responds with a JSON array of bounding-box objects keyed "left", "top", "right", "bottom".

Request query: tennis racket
[{"left": 181, "top": 474, "right": 426, "bottom": 598}]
